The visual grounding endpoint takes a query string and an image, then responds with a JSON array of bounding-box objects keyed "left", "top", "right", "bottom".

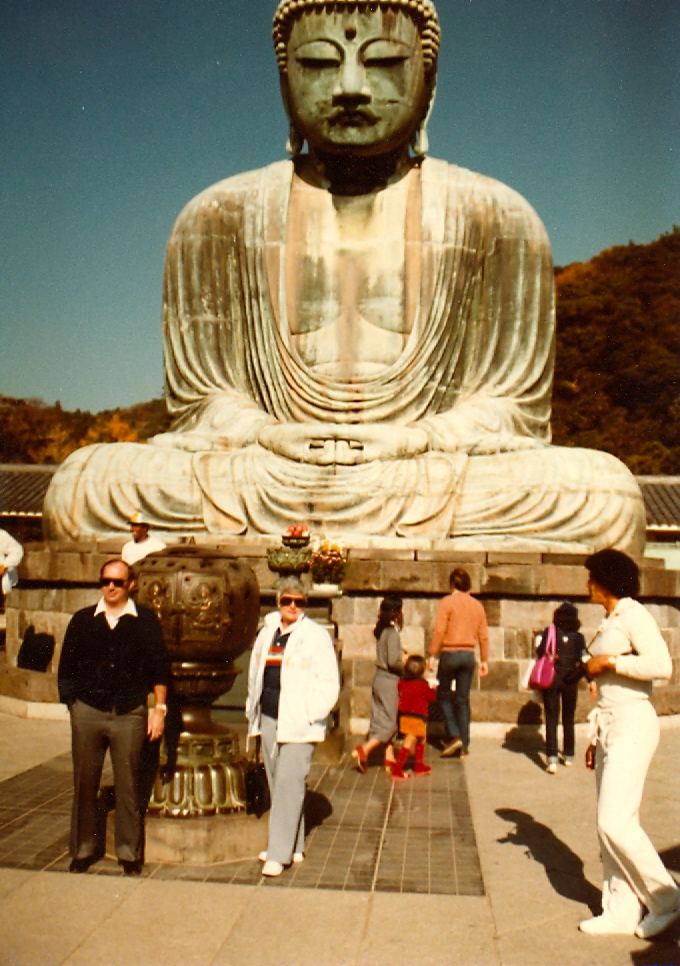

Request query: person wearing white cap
[{"left": 121, "top": 514, "right": 166, "bottom": 566}]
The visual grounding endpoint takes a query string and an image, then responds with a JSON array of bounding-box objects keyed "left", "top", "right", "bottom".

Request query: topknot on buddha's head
[{"left": 273, "top": 0, "right": 441, "bottom": 76}]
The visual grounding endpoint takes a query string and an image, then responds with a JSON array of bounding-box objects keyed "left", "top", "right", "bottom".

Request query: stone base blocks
[{"left": 4, "top": 542, "right": 680, "bottom": 733}]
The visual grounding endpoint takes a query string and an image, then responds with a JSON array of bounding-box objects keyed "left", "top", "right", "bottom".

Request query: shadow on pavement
[
  {"left": 631, "top": 930, "right": 680, "bottom": 966},
  {"left": 501, "top": 722, "right": 546, "bottom": 771},
  {"left": 304, "top": 789, "right": 332, "bottom": 833},
  {"left": 629, "top": 847, "right": 680, "bottom": 964},
  {"left": 496, "top": 807, "right": 601, "bottom": 913}
]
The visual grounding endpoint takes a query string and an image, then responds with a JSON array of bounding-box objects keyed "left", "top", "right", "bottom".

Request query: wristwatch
[
  {"left": 607, "top": 655, "right": 617, "bottom": 670},
  {"left": 155, "top": 703, "right": 168, "bottom": 714}
]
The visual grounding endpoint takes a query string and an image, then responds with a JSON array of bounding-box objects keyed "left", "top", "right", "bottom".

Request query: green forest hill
[{"left": 2, "top": 227, "right": 679, "bottom": 474}]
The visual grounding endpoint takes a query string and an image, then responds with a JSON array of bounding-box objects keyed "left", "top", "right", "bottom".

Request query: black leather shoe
[
  {"left": 69, "top": 857, "right": 94, "bottom": 873},
  {"left": 120, "top": 860, "right": 143, "bottom": 876}
]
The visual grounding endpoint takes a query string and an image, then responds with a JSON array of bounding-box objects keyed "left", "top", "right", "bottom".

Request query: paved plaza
[{"left": 0, "top": 710, "right": 679, "bottom": 966}]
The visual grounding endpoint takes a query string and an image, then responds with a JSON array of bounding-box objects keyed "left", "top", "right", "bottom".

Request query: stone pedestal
[
  {"left": 5, "top": 541, "right": 680, "bottom": 733},
  {"left": 106, "top": 811, "right": 269, "bottom": 865}
]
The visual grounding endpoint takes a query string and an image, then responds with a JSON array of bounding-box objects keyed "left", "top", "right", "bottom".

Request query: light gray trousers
[
  {"left": 69, "top": 699, "right": 147, "bottom": 863},
  {"left": 260, "top": 714, "right": 314, "bottom": 866}
]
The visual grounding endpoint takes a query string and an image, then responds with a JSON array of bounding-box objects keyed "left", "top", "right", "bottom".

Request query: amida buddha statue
[{"left": 44, "top": 0, "right": 645, "bottom": 552}]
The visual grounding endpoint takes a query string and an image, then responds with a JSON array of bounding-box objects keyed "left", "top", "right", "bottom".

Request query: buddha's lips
[{"left": 329, "top": 109, "right": 378, "bottom": 127}]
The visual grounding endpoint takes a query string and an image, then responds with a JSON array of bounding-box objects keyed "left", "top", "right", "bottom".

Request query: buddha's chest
[{"left": 283, "top": 173, "right": 421, "bottom": 379}]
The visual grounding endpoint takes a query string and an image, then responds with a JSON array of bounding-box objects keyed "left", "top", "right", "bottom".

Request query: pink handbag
[{"left": 529, "top": 624, "right": 557, "bottom": 690}]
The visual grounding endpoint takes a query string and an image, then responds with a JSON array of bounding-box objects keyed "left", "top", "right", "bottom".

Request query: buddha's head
[{"left": 273, "top": 0, "right": 440, "bottom": 159}]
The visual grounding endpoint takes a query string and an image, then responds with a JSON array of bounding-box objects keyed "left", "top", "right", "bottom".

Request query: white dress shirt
[{"left": 121, "top": 536, "right": 166, "bottom": 566}]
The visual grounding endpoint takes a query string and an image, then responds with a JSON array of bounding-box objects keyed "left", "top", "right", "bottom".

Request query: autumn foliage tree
[{"left": 552, "top": 227, "right": 680, "bottom": 473}]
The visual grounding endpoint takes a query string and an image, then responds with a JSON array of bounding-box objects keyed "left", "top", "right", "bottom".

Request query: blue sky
[{"left": 1, "top": 0, "right": 678, "bottom": 412}]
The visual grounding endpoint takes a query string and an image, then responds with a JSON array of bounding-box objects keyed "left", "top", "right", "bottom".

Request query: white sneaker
[
  {"left": 260, "top": 851, "right": 303, "bottom": 864},
  {"left": 635, "top": 899, "right": 680, "bottom": 939},
  {"left": 579, "top": 915, "right": 636, "bottom": 936},
  {"left": 546, "top": 759, "right": 557, "bottom": 774},
  {"left": 562, "top": 756, "right": 574, "bottom": 767},
  {"left": 262, "top": 861, "right": 284, "bottom": 877}
]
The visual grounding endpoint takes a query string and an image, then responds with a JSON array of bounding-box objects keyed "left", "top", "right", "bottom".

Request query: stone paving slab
[{"left": 1, "top": 711, "right": 680, "bottom": 964}]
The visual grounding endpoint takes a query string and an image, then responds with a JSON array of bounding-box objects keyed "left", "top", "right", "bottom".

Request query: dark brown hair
[
  {"left": 586, "top": 549, "right": 640, "bottom": 600},
  {"left": 449, "top": 568, "right": 471, "bottom": 592},
  {"left": 373, "top": 595, "right": 403, "bottom": 640},
  {"left": 404, "top": 654, "right": 426, "bottom": 678}
]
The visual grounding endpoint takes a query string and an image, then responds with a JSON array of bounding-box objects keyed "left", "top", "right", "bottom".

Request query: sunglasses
[
  {"left": 99, "top": 578, "right": 127, "bottom": 588},
  {"left": 279, "top": 596, "right": 306, "bottom": 608}
]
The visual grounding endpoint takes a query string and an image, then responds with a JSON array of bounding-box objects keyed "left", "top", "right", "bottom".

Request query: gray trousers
[
  {"left": 69, "top": 699, "right": 147, "bottom": 863},
  {"left": 260, "top": 714, "right": 314, "bottom": 866}
]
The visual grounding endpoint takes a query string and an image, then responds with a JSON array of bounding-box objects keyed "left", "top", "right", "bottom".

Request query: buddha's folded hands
[{"left": 257, "top": 422, "right": 430, "bottom": 465}]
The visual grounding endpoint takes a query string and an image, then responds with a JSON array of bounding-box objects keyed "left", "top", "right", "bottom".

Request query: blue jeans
[{"left": 437, "top": 650, "right": 476, "bottom": 751}]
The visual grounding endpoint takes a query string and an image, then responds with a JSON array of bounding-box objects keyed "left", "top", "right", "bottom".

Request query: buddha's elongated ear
[
  {"left": 279, "top": 76, "right": 305, "bottom": 156},
  {"left": 286, "top": 125, "right": 305, "bottom": 157},
  {"left": 412, "top": 76, "right": 437, "bottom": 157}
]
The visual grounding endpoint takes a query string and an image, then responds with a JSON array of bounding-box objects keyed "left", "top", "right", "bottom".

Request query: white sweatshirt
[{"left": 589, "top": 597, "right": 672, "bottom": 707}]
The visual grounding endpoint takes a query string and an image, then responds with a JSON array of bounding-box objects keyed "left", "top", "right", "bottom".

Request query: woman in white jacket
[
  {"left": 581, "top": 549, "right": 680, "bottom": 939},
  {"left": 246, "top": 577, "right": 339, "bottom": 878}
]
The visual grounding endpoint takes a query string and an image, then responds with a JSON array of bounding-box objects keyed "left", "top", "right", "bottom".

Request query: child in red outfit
[{"left": 392, "top": 656, "right": 436, "bottom": 780}]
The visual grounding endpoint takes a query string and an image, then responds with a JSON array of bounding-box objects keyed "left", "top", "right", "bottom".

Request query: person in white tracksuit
[
  {"left": 581, "top": 549, "right": 680, "bottom": 940},
  {"left": 0, "top": 528, "right": 23, "bottom": 596},
  {"left": 246, "top": 576, "right": 339, "bottom": 878}
]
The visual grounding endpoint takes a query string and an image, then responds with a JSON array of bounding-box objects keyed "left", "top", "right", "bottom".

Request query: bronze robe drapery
[{"left": 44, "top": 159, "right": 644, "bottom": 550}]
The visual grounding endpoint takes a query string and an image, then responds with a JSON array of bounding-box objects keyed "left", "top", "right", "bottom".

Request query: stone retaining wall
[{"left": 5, "top": 543, "right": 680, "bottom": 729}]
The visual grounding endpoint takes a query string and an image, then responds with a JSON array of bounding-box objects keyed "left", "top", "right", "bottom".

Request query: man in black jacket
[{"left": 58, "top": 558, "right": 171, "bottom": 875}]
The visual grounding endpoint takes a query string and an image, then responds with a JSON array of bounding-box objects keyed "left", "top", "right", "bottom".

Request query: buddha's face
[{"left": 284, "top": 7, "right": 429, "bottom": 156}]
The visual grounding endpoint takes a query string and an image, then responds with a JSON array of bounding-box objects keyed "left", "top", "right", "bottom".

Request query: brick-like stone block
[
  {"left": 487, "top": 552, "right": 543, "bottom": 566},
  {"left": 0, "top": 666, "right": 60, "bottom": 703},
  {"left": 61, "top": 588, "right": 100, "bottom": 614},
  {"left": 249, "top": 560, "right": 276, "bottom": 590},
  {"left": 486, "top": 627, "right": 504, "bottom": 661},
  {"left": 504, "top": 629, "right": 534, "bottom": 660},
  {"left": 542, "top": 553, "right": 589, "bottom": 566},
  {"left": 331, "top": 597, "right": 355, "bottom": 624},
  {"left": 641, "top": 569, "right": 680, "bottom": 598},
  {"left": 349, "top": 548, "right": 415, "bottom": 561},
  {"left": 539, "top": 566, "right": 589, "bottom": 597},
  {"left": 350, "top": 686, "right": 373, "bottom": 719},
  {"left": 416, "top": 550, "right": 487, "bottom": 563},
  {"left": 338, "top": 625, "right": 376, "bottom": 660},
  {"left": 350, "top": 659, "right": 377, "bottom": 688},
  {"left": 480, "top": 661, "right": 519, "bottom": 691},
  {"left": 19, "top": 549, "right": 51, "bottom": 581},
  {"left": 352, "top": 597, "right": 382, "bottom": 625},
  {"left": 402, "top": 597, "right": 439, "bottom": 629},
  {"left": 96, "top": 538, "right": 127, "bottom": 554},
  {"left": 483, "top": 565, "right": 540, "bottom": 596},
  {"left": 401, "top": 625, "right": 425, "bottom": 656},
  {"left": 646, "top": 603, "right": 680, "bottom": 628},
  {"left": 482, "top": 600, "right": 502, "bottom": 626},
  {"left": 10, "top": 610, "right": 72, "bottom": 668},
  {"left": 662, "top": 633, "right": 680, "bottom": 663}
]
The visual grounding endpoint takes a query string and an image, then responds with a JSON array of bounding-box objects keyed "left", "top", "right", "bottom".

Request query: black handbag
[{"left": 245, "top": 737, "right": 270, "bottom": 818}]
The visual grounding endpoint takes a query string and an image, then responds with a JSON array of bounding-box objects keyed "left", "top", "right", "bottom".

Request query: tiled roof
[
  {"left": 0, "top": 464, "right": 56, "bottom": 517},
  {"left": 637, "top": 476, "right": 680, "bottom": 530}
]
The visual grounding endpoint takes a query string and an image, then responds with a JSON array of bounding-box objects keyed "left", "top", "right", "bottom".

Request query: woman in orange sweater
[{"left": 428, "top": 568, "right": 489, "bottom": 758}]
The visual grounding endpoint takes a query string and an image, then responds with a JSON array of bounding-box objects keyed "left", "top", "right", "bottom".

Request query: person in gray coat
[{"left": 352, "top": 596, "right": 404, "bottom": 773}]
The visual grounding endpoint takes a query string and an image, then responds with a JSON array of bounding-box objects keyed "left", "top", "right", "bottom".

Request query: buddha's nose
[{"left": 333, "top": 54, "right": 371, "bottom": 104}]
